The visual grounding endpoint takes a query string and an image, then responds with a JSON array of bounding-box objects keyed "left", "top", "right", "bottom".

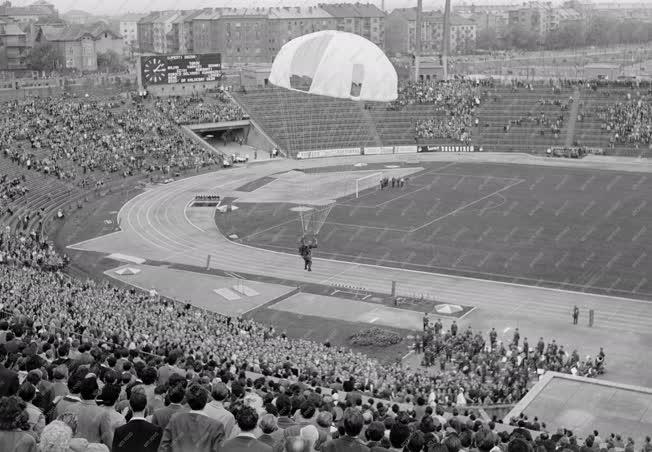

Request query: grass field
[{"left": 216, "top": 162, "right": 652, "bottom": 299}]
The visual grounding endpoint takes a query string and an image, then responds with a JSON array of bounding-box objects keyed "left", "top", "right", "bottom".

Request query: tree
[
  {"left": 97, "top": 50, "right": 126, "bottom": 73},
  {"left": 505, "top": 23, "right": 539, "bottom": 50},
  {"left": 585, "top": 15, "right": 619, "bottom": 46},
  {"left": 545, "top": 22, "right": 586, "bottom": 50},
  {"left": 476, "top": 27, "right": 500, "bottom": 50},
  {"left": 26, "top": 43, "right": 60, "bottom": 72}
]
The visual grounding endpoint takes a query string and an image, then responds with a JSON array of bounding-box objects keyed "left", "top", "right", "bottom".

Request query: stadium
[{"left": 0, "top": 2, "right": 651, "bottom": 452}]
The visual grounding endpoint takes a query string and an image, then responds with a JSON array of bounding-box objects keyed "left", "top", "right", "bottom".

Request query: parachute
[{"left": 269, "top": 30, "right": 398, "bottom": 102}]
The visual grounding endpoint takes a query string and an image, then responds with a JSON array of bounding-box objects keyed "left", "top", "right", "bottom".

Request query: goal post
[{"left": 355, "top": 172, "right": 383, "bottom": 198}]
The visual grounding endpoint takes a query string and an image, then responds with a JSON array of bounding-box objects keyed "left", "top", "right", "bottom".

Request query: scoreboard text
[{"left": 141, "top": 53, "right": 222, "bottom": 86}]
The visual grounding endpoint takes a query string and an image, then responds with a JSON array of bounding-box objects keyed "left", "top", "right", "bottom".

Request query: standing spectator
[
  {"left": 160, "top": 383, "right": 225, "bottom": 452},
  {"left": 51, "top": 366, "right": 69, "bottom": 400},
  {"left": 17, "top": 382, "right": 45, "bottom": 441},
  {"left": 0, "top": 396, "right": 37, "bottom": 452},
  {"left": 321, "top": 408, "right": 369, "bottom": 452},
  {"left": 151, "top": 384, "right": 188, "bottom": 430},
  {"left": 222, "top": 406, "right": 272, "bottom": 452},
  {"left": 451, "top": 321, "right": 458, "bottom": 337},
  {"left": 258, "top": 413, "right": 283, "bottom": 452},
  {"left": 112, "top": 391, "right": 162, "bottom": 452},
  {"left": 389, "top": 423, "right": 411, "bottom": 452},
  {"left": 98, "top": 383, "right": 126, "bottom": 447},
  {"left": 157, "top": 354, "right": 184, "bottom": 386},
  {"left": 0, "top": 346, "right": 19, "bottom": 397},
  {"left": 75, "top": 376, "right": 112, "bottom": 448},
  {"left": 203, "top": 382, "right": 236, "bottom": 439},
  {"left": 276, "top": 395, "right": 297, "bottom": 431}
]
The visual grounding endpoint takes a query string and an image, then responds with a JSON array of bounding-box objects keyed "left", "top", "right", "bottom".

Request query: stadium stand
[
  {"left": 231, "top": 79, "right": 651, "bottom": 157},
  {"left": 0, "top": 82, "right": 647, "bottom": 452}
]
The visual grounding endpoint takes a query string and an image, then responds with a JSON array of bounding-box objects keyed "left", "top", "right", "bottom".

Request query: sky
[{"left": 12, "top": 0, "right": 652, "bottom": 16}]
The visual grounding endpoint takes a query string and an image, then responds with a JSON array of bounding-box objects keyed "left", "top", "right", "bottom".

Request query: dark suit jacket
[
  {"left": 222, "top": 435, "right": 273, "bottom": 452},
  {"left": 321, "top": 435, "right": 370, "bottom": 452},
  {"left": 159, "top": 412, "right": 225, "bottom": 452},
  {"left": 151, "top": 404, "right": 188, "bottom": 430},
  {"left": 112, "top": 419, "right": 162, "bottom": 452},
  {"left": 0, "top": 365, "right": 19, "bottom": 397}
]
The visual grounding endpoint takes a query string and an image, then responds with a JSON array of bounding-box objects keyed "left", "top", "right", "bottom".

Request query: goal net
[{"left": 355, "top": 172, "right": 383, "bottom": 198}]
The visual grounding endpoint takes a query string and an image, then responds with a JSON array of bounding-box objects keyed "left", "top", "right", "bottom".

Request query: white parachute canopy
[{"left": 269, "top": 30, "right": 398, "bottom": 102}]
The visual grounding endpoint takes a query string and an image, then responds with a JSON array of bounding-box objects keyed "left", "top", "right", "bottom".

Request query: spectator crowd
[
  {"left": 154, "top": 92, "right": 246, "bottom": 125},
  {"left": 593, "top": 93, "right": 652, "bottom": 149},
  {"left": 0, "top": 227, "right": 619, "bottom": 452},
  {"left": 387, "top": 80, "right": 483, "bottom": 144},
  {"left": 0, "top": 94, "right": 222, "bottom": 185}
]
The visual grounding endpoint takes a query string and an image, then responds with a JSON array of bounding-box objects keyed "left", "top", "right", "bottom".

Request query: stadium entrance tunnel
[{"left": 188, "top": 119, "right": 279, "bottom": 161}]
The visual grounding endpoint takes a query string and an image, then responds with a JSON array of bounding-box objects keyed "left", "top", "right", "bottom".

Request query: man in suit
[
  {"left": 159, "top": 383, "right": 225, "bottom": 452},
  {"left": 0, "top": 345, "right": 19, "bottom": 397},
  {"left": 151, "top": 384, "right": 188, "bottom": 430},
  {"left": 321, "top": 408, "right": 370, "bottom": 452},
  {"left": 113, "top": 391, "right": 162, "bottom": 452},
  {"left": 222, "top": 406, "right": 272, "bottom": 452}
]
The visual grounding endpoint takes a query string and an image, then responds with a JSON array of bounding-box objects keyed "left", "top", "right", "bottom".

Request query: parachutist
[{"left": 299, "top": 235, "right": 318, "bottom": 271}]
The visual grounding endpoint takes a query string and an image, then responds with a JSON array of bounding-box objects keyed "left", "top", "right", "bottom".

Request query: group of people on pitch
[{"left": 380, "top": 176, "right": 409, "bottom": 190}]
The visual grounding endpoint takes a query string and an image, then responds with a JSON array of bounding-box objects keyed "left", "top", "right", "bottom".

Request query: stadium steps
[
  {"left": 473, "top": 87, "right": 573, "bottom": 153},
  {"left": 573, "top": 87, "right": 651, "bottom": 158},
  {"left": 0, "top": 156, "right": 80, "bottom": 232},
  {"left": 232, "top": 88, "right": 378, "bottom": 155},
  {"left": 564, "top": 88, "right": 581, "bottom": 147}
]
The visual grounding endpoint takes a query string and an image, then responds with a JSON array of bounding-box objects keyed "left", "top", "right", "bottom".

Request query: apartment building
[
  {"left": 319, "top": 3, "right": 386, "bottom": 49},
  {"left": 508, "top": 2, "right": 581, "bottom": 39},
  {"left": 267, "top": 6, "right": 336, "bottom": 56},
  {"left": 138, "top": 4, "right": 387, "bottom": 66},
  {"left": 386, "top": 8, "right": 476, "bottom": 55},
  {"left": 0, "top": 18, "right": 28, "bottom": 70},
  {"left": 119, "top": 13, "right": 143, "bottom": 55}
]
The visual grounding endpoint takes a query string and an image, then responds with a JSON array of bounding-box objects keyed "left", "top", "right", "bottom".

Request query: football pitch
[{"left": 217, "top": 161, "right": 652, "bottom": 300}]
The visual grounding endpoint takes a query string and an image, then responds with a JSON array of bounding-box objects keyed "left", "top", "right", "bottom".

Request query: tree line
[{"left": 477, "top": 14, "right": 652, "bottom": 51}]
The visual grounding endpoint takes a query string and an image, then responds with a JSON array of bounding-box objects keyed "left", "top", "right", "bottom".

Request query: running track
[{"left": 69, "top": 153, "right": 652, "bottom": 336}]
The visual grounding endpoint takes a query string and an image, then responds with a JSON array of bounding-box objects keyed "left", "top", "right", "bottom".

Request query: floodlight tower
[
  {"left": 442, "top": 0, "right": 451, "bottom": 80},
  {"left": 415, "top": 0, "right": 422, "bottom": 82}
]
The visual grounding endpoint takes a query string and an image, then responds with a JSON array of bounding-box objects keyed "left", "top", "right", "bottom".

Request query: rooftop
[
  {"left": 39, "top": 21, "right": 120, "bottom": 41},
  {"left": 267, "top": 6, "right": 332, "bottom": 19},
  {"left": 319, "top": 3, "right": 386, "bottom": 18}
]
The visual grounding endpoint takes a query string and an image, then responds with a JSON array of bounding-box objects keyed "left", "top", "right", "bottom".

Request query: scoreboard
[{"left": 140, "top": 53, "right": 222, "bottom": 86}]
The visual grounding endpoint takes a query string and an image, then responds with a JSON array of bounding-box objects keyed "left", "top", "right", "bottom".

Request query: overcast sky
[{"left": 12, "top": 0, "right": 652, "bottom": 16}]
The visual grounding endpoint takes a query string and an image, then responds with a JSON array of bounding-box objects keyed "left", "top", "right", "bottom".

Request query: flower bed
[{"left": 350, "top": 328, "right": 402, "bottom": 347}]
